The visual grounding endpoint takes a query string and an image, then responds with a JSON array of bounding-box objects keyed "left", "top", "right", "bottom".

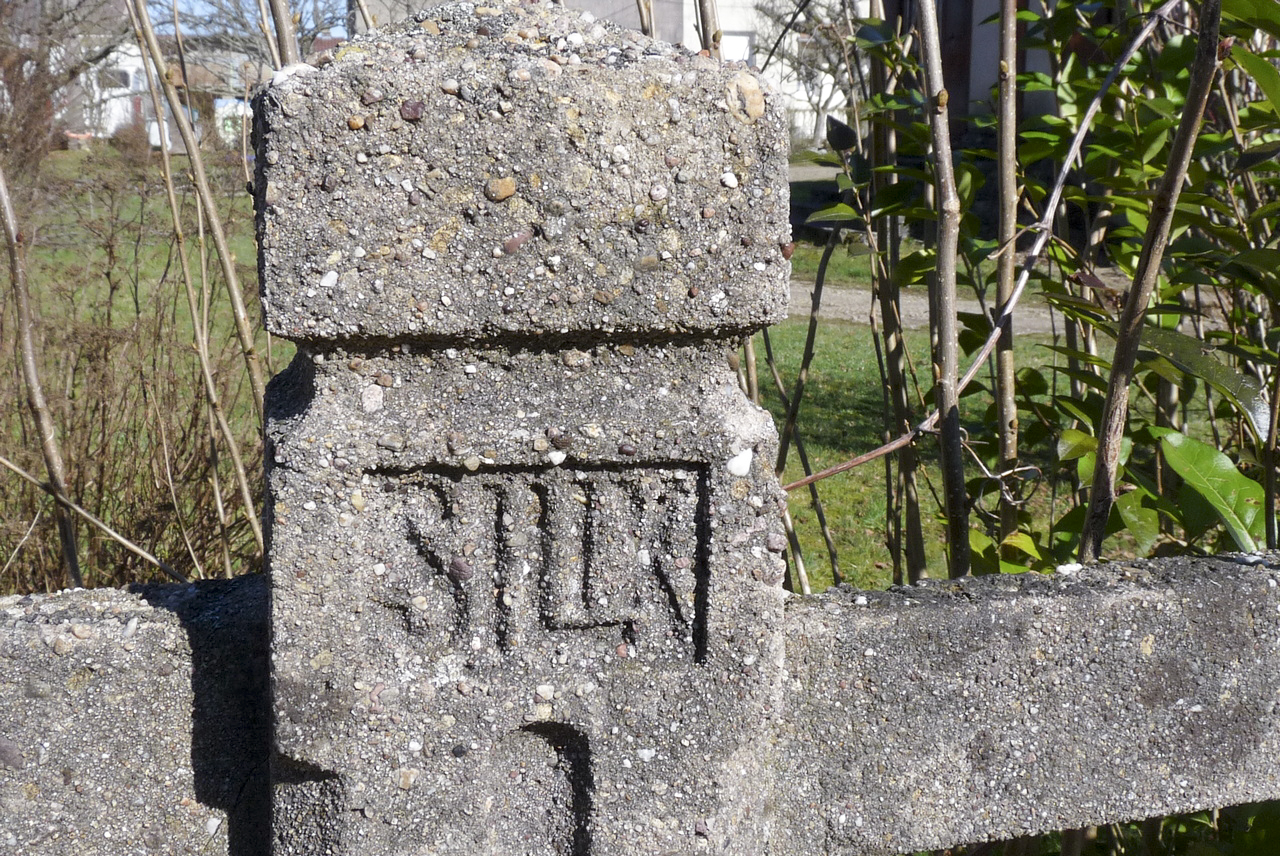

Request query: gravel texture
[
  {"left": 254, "top": 1, "right": 790, "bottom": 343},
  {"left": 0, "top": 577, "right": 269, "bottom": 856},
  {"left": 780, "top": 554, "right": 1280, "bottom": 854},
  {"left": 259, "top": 3, "right": 791, "bottom": 852}
]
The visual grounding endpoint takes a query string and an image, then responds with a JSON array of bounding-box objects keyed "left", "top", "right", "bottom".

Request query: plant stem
[
  {"left": 995, "top": 0, "right": 1020, "bottom": 554},
  {"left": 784, "top": 0, "right": 1184, "bottom": 497},
  {"left": 1079, "top": 0, "right": 1222, "bottom": 560},
  {"left": 916, "top": 0, "right": 970, "bottom": 578},
  {"left": 131, "top": 0, "right": 267, "bottom": 419},
  {"left": 0, "top": 453, "right": 186, "bottom": 584},
  {"left": 130, "top": 0, "right": 264, "bottom": 557},
  {"left": 0, "top": 165, "right": 81, "bottom": 589},
  {"left": 762, "top": 330, "right": 841, "bottom": 585}
]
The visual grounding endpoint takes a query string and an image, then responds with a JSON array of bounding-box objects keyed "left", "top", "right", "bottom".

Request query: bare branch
[
  {"left": 0, "top": 453, "right": 187, "bottom": 584},
  {"left": 0, "top": 164, "right": 81, "bottom": 588},
  {"left": 1079, "top": 0, "right": 1223, "bottom": 560}
]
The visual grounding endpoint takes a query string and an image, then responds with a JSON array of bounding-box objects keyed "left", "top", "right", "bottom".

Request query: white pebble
[
  {"left": 726, "top": 449, "right": 752, "bottom": 477},
  {"left": 720, "top": 172, "right": 739, "bottom": 188},
  {"left": 270, "top": 63, "right": 315, "bottom": 87},
  {"left": 319, "top": 270, "right": 338, "bottom": 289}
]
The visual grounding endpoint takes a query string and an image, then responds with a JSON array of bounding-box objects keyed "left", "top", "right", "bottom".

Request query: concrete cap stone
[{"left": 254, "top": 0, "right": 791, "bottom": 343}]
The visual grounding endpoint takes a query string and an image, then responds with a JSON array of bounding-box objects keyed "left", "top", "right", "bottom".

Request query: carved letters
[{"left": 400, "top": 466, "right": 709, "bottom": 660}]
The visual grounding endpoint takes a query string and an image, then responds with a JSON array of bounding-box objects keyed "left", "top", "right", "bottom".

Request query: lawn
[{"left": 756, "top": 308, "right": 1071, "bottom": 591}]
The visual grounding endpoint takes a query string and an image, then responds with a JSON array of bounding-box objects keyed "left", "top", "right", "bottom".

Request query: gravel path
[
  {"left": 788, "top": 280, "right": 1058, "bottom": 334},
  {"left": 787, "top": 158, "right": 1060, "bottom": 334}
]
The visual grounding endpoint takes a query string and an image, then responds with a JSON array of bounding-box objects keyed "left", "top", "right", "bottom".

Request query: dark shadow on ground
[{"left": 136, "top": 575, "right": 271, "bottom": 856}]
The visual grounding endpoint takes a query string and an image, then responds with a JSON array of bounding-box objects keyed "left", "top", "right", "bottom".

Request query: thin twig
[
  {"left": 0, "top": 163, "right": 81, "bottom": 588},
  {"left": 995, "top": 0, "right": 1020, "bottom": 551},
  {"left": 266, "top": 0, "right": 301, "bottom": 64},
  {"left": 128, "top": 0, "right": 265, "bottom": 556},
  {"left": 762, "top": 329, "right": 841, "bottom": 584},
  {"left": 0, "top": 510, "right": 43, "bottom": 582},
  {"left": 131, "top": 0, "right": 267, "bottom": 418},
  {"left": 0, "top": 453, "right": 187, "bottom": 584},
  {"left": 915, "top": 0, "right": 970, "bottom": 576},
  {"left": 776, "top": 230, "right": 837, "bottom": 475},
  {"left": 253, "top": 0, "right": 282, "bottom": 69},
  {"left": 696, "top": 0, "right": 721, "bottom": 57},
  {"left": 153, "top": 391, "right": 205, "bottom": 578}
]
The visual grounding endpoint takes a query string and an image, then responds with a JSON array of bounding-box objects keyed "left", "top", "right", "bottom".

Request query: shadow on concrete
[{"left": 136, "top": 575, "right": 271, "bottom": 856}]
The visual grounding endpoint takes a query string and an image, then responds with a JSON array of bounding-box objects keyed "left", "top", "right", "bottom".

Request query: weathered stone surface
[
  {"left": 777, "top": 556, "right": 1280, "bottom": 855},
  {"left": 259, "top": 4, "right": 792, "bottom": 853},
  {"left": 0, "top": 577, "right": 269, "bottom": 856},
  {"left": 254, "top": 1, "right": 790, "bottom": 342},
  {"left": 6, "top": 557, "right": 1280, "bottom": 855}
]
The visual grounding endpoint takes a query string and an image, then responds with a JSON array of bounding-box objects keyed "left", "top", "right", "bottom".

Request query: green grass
[
  {"left": 757, "top": 318, "right": 937, "bottom": 591},
  {"left": 787, "top": 240, "right": 878, "bottom": 287},
  {"left": 757, "top": 315, "right": 1069, "bottom": 592}
]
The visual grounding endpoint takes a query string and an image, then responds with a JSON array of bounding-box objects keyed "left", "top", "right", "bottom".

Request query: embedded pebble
[{"left": 485, "top": 177, "right": 517, "bottom": 202}]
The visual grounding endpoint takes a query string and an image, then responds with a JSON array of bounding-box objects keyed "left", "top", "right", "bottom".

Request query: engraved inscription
[{"left": 401, "top": 466, "right": 709, "bottom": 659}]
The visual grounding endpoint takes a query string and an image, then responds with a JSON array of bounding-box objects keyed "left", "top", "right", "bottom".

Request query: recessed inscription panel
[{"left": 396, "top": 466, "right": 709, "bottom": 662}]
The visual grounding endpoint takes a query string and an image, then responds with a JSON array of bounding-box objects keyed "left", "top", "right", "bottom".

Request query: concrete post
[{"left": 255, "top": 2, "right": 793, "bottom": 851}]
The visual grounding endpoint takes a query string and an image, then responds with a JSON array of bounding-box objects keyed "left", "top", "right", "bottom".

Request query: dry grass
[{"left": 1, "top": 146, "right": 286, "bottom": 594}]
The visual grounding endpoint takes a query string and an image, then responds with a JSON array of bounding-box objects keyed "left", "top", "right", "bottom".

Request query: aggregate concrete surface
[
  {"left": 258, "top": 3, "right": 793, "bottom": 852},
  {"left": 0, "top": 577, "right": 268, "bottom": 855},
  {"left": 781, "top": 554, "right": 1280, "bottom": 854}
]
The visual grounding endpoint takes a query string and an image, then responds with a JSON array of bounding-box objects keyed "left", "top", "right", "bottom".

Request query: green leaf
[
  {"left": 1001, "top": 531, "right": 1043, "bottom": 561},
  {"left": 1160, "top": 432, "right": 1264, "bottom": 552},
  {"left": 1116, "top": 490, "right": 1161, "bottom": 555},
  {"left": 1058, "top": 428, "right": 1097, "bottom": 461},
  {"left": 891, "top": 249, "right": 936, "bottom": 288},
  {"left": 826, "top": 115, "right": 858, "bottom": 152},
  {"left": 969, "top": 528, "right": 999, "bottom": 575},
  {"left": 805, "top": 203, "right": 859, "bottom": 225},
  {"left": 1223, "top": 0, "right": 1280, "bottom": 42},
  {"left": 855, "top": 20, "right": 896, "bottom": 48},
  {"left": 1139, "top": 119, "right": 1174, "bottom": 163},
  {"left": 1137, "top": 326, "right": 1271, "bottom": 442},
  {"left": 1231, "top": 44, "right": 1280, "bottom": 112},
  {"left": 1236, "top": 139, "right": 1280, "bottom": 173}
]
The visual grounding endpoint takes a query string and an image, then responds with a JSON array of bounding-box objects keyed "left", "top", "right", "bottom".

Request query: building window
[
  {"left": 720, "top": 30, "right": 757, "bottom": 65},
  {"left": 98, "top": 68, "right": 130, "bottom": 90}
]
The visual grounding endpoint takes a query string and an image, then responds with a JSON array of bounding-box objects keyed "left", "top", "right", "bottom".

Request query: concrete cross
[{"left": 3, "top": 3, "right": 1280, "bottom": 855}]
